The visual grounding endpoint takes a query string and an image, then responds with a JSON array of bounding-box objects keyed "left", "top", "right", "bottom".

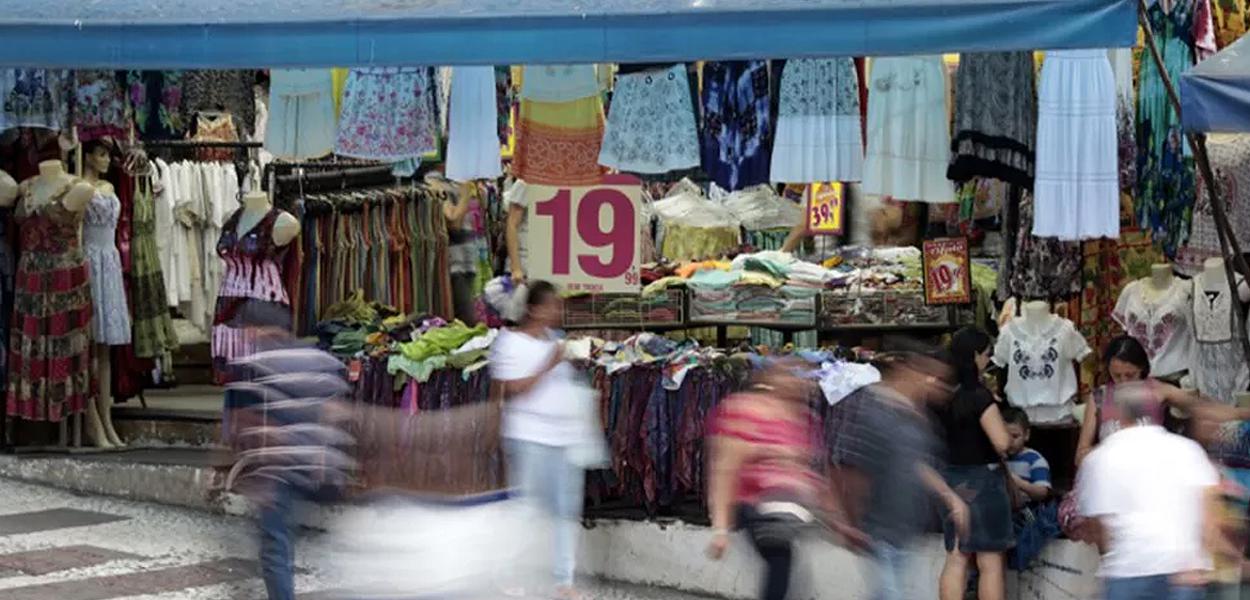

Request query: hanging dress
[
  {"left": 445, "top": 66, "right": 503, "bottom": 182},
  {"left": 7, "top": 185, "right": 93, "bottom": 422},
  {"left": 190, "top": 112, "right": 240, "bottom": 162},
  {"left": 947, "top": 52, "right": 1037, "bottom": 188},
  {"left": 1179, "top": 135, "right": 1250, "bottom": 274},
  {"left": 130, "top": 179, "right": 178, "bottom": 359},
  {"left": 862, "top": 56, "right": 954, "bottom": 203},
  {"left": 71, "top": 71, "right": 128, "bottom": 143},
  {"left": 335, "top": 67, "right": 439, "bottom": 162},
  {"left": 211, "top": 208, "right": 293, "bottom": 383},
  {"left": 265, "top": 69, "right": 336, "bottom": 161},
  {"left": 701, "top": 61, "right": 773, "bottom": 192},
  {"left": 0, "top": 69, "right": 69, "bottom": 132},
  {"left": 1191, "top": 276, "right": 1250, "bottom": 404},
  {"left": 0, "top": 209, "right": 13, "bottom": 398},
  {"left": 1137, "top": 0, "right": 1215, "bottom": 257},
  {"left": 769, "top": 58, "right": 863, "bottom": 184},
  {"left": 1032, "top": 50, "right": 1119, "bottom": 241},
  {"left": 82, "top": 189, "right": 132, "bottom": 346},
  {"left": 514, "top": 65, "right": 605, "bottom": 186},
  {"left": 599, "top": 64, "right": 701, "bottom": 176},
  {"left": 124, "top": 71, "right": 187, "bottom": 141},
  {"left": 183, "top": 70, "right": 259, "bottom": 138}
]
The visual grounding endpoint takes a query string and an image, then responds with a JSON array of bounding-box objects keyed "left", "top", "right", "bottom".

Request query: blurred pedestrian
[
  {"left": 223, "top": 320, "right": 356, "bottom": 600},
  {"left": 705, "top": 359, "right": 824, "bottom": 600},
  {"left": 1078, "top": 382, "right": 1220, "bottom": 600},
  {"left": 936, "top": 328, "right": 1013, "bottom": 600},
  {"left": 828, "top": 344, "right": 969, "bottom": 600},
  {"left": 489, "top": 280, "right": 589, "bottom": 600}
]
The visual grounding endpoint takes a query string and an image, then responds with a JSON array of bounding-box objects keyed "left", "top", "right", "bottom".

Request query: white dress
[
  {"left": 1032, "top": 49, "right": 1119, "bottom": 240},
  {"left": 445, "top": 66, "right": 503, "bottom": 182},
  {"left": 769, "top": 58, "right": 863, "bottom": 184},
  {"left": 83, "top": 191, "right": 132, "bottom": 346},
  {"left": 265, "top": 69, "right": 336, "bottom": 160},
  {"left": 1191, "top": 276, "right": 1250, "bottom": 404},
  {"left": 861, "top": 56, "right": 954, "bottom": 203},
  {"left": 598, "top": 64, "right": 700, "bottom": 175},
  {"left": 1113, "top": 278, "right": 1195, "bottom": 378}
]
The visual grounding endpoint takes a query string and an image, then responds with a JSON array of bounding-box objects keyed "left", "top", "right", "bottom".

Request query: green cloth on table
[{"left": 395, "top": 322, "right": 488, "bottom": 362}]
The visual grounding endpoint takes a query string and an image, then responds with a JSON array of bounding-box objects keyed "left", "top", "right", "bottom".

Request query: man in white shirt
[{"left": 1078, "top": 382, "right": 1219, "bottom": 600}]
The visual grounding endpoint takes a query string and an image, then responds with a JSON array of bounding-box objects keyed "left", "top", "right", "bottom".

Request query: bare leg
[
  {"left": 940, "top": 549, "right": 971, "bottom": 600},
  {"left": 85, "top": 346, "right": 113, "bottom": 449},
  {"left": 975, "top": 552, "right": 1005, "bottom": 600},
  {"left": 96, "top": 347, "right": 123, "bottom": 447}
]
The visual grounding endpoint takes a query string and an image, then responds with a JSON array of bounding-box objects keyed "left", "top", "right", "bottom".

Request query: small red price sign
[
  {"left": 806, "top": 182, "right": 844, "bottom": 235},
  {"left": 922, "top": 237, "right": 972, "bottom": 305},
  {"left": 526, "top": 175, "right": 643, "bottom": 294}
]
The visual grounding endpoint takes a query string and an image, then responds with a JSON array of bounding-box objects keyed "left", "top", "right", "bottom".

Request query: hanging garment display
[
  {"left": 161, "top": 159, "right": 243, "bottom": 334},
  {"left": 266, "top": 69, "right": 336, "bottom": 161},
  {"left": 72, "top": 70, "right": 128, "bottom": 143},
  {"left": 998, "top": 186, "right": 1082, "bottom": 300},
  {"left": 0, "top": 210, "right": 12, "bottom": 398},
  {"left": 0, "top": 69, "right": 69, "bottom": 132},
  {"left": 769, "top": 58, "right": 863, "bottom": 184},
  {"left": 1137, "top": 0, "right": 1216, "bottom": 257},
  {"left": 947, "top": 51, "right": 1037, "bottom": 188},
  {"left": 182, "top": 70, "right": 259, "bottom": 138},
  {"left": 124, "top": 71, "right": 187, "bottom": 141},
  {"left": 513, "top": 66, "right": 605, "bottom": 186},
  {"left": 7, "top": 188, "right": 92, "bottom": 422},
  {"left": 1190, "top": 275, "right": 1249, "bottom": 404},
  {"left": 701, "top": 61, "right": 773, "bottom": 192},
  {"left": 862, "top": 55, "right": 954, "bottom": 203},
  {"left": 1212, "top": 0, "right": 1248, "bottom": 49},
  {"left": 1177, "top": 134, "right": 1250, "bottom": 275},
  {"left": 993, "top": 314, "right": 1092, "bottom": 424},
  {"left": 1110, "top": 48, "right": 1137, "bottom": 195},
  {"left": 1113, "top": 277, "right": 1195, "bottom": 377},
  {"left": 83, "top": 189, "right": 132, "bottom": 346},
  {"left": 190, "top": 112, "right": 240, "bottom": 162},
  {"left": 211, "top": 207, "right": 292, "bottom": 383},
  {"left": 1032, "top": 50, "right": 1119, "bottom": 241},
  {"left": 336, "top": 67, "right": 439, "bottom": 162},
  {"left": 599, "top": 64, "right": 701, "bottom": 175},
  {"left": 495, "top": 66, "right": 516, "bottom": 146},
  {"left": 445, "top": 66, "right": 503, "bottom": 182},
  {"left": 130, "top": 179, "right": 178, "bottom": 359}
]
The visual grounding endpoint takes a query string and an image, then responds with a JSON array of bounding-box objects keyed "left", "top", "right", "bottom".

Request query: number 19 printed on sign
[{"left": 525, "top": 175, "right": 643, "bottom": 294}]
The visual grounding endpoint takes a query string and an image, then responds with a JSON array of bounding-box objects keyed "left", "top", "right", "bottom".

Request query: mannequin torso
[
  {"left": 237, "top": 191, "right": 298, "bottom": 247},
  {"left": 1020, "top": 300, "right": 1054, "bottom": 334},
  {"left": 23, "top": 161, "right": 93, "bottom": 214},
  {"left": 1201, "top": 258, "right": 1250, "bottom": 302},
  {"left": 1142, "top": 263, "right": 1176, "bottom": 301}
]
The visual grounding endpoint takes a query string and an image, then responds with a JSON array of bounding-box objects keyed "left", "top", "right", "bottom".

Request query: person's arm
[
  {"left": 497, "top": 342, "right": 563, "bottom": 398},
  {"left": 918, "top": 463, "right": 969, "bottom": 540},
  {"left": 706, "top": 433, "right": 749, "bottom": 559},
  {"left": 780, "top": 220, "right": 807, "bottom": 253},
  {"left": 1076, "top": 393, "right": 1098, "bottom": 467},
  {"left": 979, "top": 403, "right": 1011, "bottom": 458},
  {"left": 506, "top": 204, "right": 526, "bottom": 284},
  {"left": 444, "top": 183, "right": 474, "bottom": 225},
  {"left": 1165, "top": 385, "right": 1250, "bottom": 422}
]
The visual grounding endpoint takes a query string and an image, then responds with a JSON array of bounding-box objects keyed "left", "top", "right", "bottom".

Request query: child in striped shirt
[{"left": 1003, "top": 407, "right": 1052, "bottom": 504}]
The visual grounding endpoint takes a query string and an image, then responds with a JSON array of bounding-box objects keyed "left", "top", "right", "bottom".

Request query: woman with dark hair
[
  {"left": 488, "top": 280, "right": 588, "bottom": 599},
  {"left": 705, "top": 358, "right": 824, "bottom": 600},
  {"left": 936, "top": 327, "right": 1012, "bottom": 600},
  {"left": 1075, "top": 334, "right": 1250, "bottom": 465}
]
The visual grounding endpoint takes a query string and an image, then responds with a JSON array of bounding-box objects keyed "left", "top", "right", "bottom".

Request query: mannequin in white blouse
[
  {"left": 1200, "top": 258, "right": 1250, "bottom": 302},
  {"left": 236, "top": 191, "right": 299, "bottom": 248},
  {"left": 1145, "top": 263, "right": 1175, "bottom": 298}
]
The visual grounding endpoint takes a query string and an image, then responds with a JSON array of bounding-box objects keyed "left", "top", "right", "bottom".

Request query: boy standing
[{"left": 1003, "top": 407, "right": 1052, "bottom": 505}]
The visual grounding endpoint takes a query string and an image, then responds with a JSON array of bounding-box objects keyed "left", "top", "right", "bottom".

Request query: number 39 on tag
[{"left": 525, "top": 175, "right": 643, "bottom": 294}]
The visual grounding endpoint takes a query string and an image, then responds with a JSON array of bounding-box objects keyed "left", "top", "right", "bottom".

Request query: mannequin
[
  {"left": 7, "top": 161, "right": 95, "bottom": 447},
  {"left": 237, "top": 191, "right": 299, "bottom": 248},
  {"left": 1190, "top": 257, "right": 1250, "bottom": 403},
  {"left": 0, "top": 169, "right": 16, "bottom": 207},
  {"left": 1148, "top": 262, "right": 1175, "bottom": 294},
  {"left": 1113, "top": 261, "right": 1193, "bottom": 379},
  {"left": 1021, "top": 300, "right": 1052, "bottom": 331},
  {"left": 80, "top": 141, "right": 126, "bottom": 448},
  {"left": 1201, "top": 257, "right": 1250, "bottom": 301},
  {"left": 994, "top": 299, "right": 1092, "bottom": 424}
]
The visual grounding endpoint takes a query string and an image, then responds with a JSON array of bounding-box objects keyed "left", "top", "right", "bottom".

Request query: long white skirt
[
  {"left": 1032, "top": 49, "right": 1119, "bottom": 240},
  {"left": 861, "top": 56, "right": 954, "bottom": 203},
  {"left": 770, "top": 58, "right": 863, "bottom": 184},
  {"left": 446, "top": 66, "right": 503, "bottom": 182}
]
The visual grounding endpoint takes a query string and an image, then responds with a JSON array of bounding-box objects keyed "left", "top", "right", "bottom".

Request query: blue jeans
[
  {"left": 506, "top": 439, "right": 585, "bottom": 587},
  {"left": 258, "top": 484, "right": 337, "bottom": 600},
  {"left": 869, "top": 543, "right": 912, "bottom": 600},
  {"left": 1104, "top": 575, "right": 1206, "bottom": 600}
]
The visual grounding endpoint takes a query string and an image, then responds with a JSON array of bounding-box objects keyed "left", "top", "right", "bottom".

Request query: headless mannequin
[
  {"left": 0, "top": 169, "right": 16, "bottom": 207},
  {"left": 1142, "top": 263, "right": 1175, "bottom": 302},
  {"left": 1200, "top": 257, "right": 1250, "bottom": 302},
  {"left": 236, "top": 191, "right": 298, "bottom": 248},
  {"left": 81, "top": 148, "right": 124, "bottom": 449},
  {"left": 1020, "top": 300, "right": 1053, "bottom": 333}
]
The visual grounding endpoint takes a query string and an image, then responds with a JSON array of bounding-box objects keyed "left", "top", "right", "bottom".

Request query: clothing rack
[{"left": 142, "top": 140, "right": 263, "bottom": 149}]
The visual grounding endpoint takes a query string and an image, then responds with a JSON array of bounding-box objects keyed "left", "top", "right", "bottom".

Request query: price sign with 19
[{"left": 525, "top": 175, "right": 642, "bottom": 294}]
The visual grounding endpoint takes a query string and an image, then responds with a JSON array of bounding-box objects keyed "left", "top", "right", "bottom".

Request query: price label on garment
[
  {"left": 526, "top": 175, "right": 643, "bottom": 294},
  {"left": 922, "top": 237, "right": 972, "bottom": 305},
  {"left": 806, "top": 182, "right": 844, "bottom": 235}
]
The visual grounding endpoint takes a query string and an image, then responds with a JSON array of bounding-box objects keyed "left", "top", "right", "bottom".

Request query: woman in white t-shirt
[{"left": 489, "top": 280, "right": 586, "bottom": 599}]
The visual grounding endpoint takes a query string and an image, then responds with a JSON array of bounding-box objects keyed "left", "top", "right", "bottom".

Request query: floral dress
[
  {"left": 72, "top": 70, "right": 128, "bottom": 142},
  {"left": 124, "top": 71, "right": 186, "bottom": 141},
  {"left": 211, "top": 208, "right": 292, "bottom": 383},
  {"left": 7, "top": 184, "right": 93, "bottom": 422},
  {"left": 82, "top": 190, "right": 131, "bottom": 346},
  {"left": 599, "top": 64, "right": 701, "bottom": 175},
  {"left": 130, "top": 179, "right": 178, "bottom": 359},
  {"left": 335, "top": 68, "right": 439, "bottom": 162},
  {"left": 701, "top": 61, "right": 773, "bottom": 192}
]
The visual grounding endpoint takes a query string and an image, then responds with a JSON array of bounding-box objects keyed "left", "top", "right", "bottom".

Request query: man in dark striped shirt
[{"left": 223, "top": 324, "right": 355, "bottom": 600}]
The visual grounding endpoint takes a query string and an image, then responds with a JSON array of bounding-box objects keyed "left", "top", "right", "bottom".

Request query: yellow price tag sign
[{"left": 805, "top": 182, "right": 844, "bottom": 236}]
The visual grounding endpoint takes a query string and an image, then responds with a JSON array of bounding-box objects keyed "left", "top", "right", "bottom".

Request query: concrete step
[{"left": 114, "top": 385, "right": 223, "bottom": 447}]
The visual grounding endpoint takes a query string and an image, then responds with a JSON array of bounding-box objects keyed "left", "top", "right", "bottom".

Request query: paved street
[{"left": 0, "top": 477, "right": 717, "bottom": 600}]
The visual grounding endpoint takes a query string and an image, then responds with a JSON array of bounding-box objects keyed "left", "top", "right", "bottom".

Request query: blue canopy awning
[
  {"left": 1182, "top": 33, "right": 1250, "bottom": 132},
  {"left": 0, "top": 0, "right": 1135, "bottom": 69}
]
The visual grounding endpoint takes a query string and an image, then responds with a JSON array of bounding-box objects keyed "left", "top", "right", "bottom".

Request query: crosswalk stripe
[
  {"left": 0, "top": 545, "right": 139, "bottom": 576},
  {"left": 0, "top": 509, "right": 129, "bottom": 536},
  {"left": 0, "top": 558, "right": 255, "bottom": 600}
]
